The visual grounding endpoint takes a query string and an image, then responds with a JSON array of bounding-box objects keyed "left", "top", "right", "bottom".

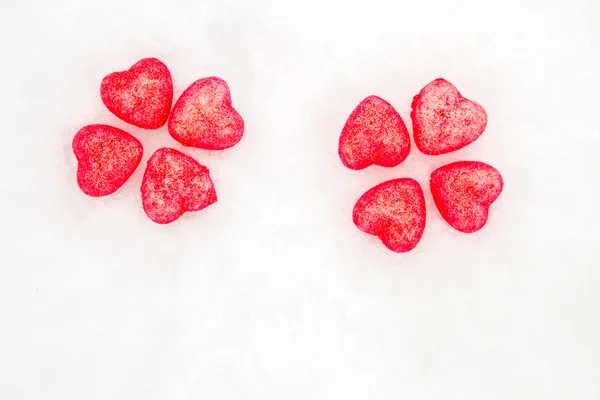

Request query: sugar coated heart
[
  {"left": 141, "top": 148, "right": 217, "bottom": 224},
  {"left": 168, "top": 77, "right": 244, "bottom": 150},
  {"left": 338, "top": 96, "right": 411, "bottom": 170},
  {"left": 100, "top": 58, "right": 173, "bottom": 129},
  {"left": 72, "top": 124, "right": 143, "bottom": 197},
  {"left": 411, "top": 78, "right": 487, "bottom": 155},
  {"left": 353, "top": 178, "right": 426, "bottom": 253},
  {"left": 430, "top": 161, "right": 503, "bottom": 233}
]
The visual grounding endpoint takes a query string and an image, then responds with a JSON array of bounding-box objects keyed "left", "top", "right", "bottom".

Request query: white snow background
[{"left": 0, "top": 0, "right": 599, "bottom": 398}]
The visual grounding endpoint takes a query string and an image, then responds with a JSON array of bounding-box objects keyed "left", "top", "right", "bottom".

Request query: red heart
[
  {"left": 141, "top": 148, "right": 217, "bottom": 224},
  {"left": 430, "top": 161, "right": 503, "bottom": 233},
  {"left": 339, "top": 96, "right": 411, "bottom": 170},
  {"left": 168, "top": 77, "right": 244, "bottom": 150},
  {"left": 353, "top": 178, "right": 426, "bottom": 253},
  {"left": 100, "top": 58, "right": 173, "bottom": 129},
  {"left": 411, "top": 78, "right": 487, "bottom": 155},
  {"left": 72, "top": 124, "right": 143, "bottom": 197}
]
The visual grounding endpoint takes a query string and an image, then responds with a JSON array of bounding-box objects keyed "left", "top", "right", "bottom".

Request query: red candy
[
  {"left": 141, "top": 148, "right": 217, "bottom": 224},
  {"left": 72, "top": 124, "right": 143, "bottom": 197},
  {"left": 430, "top": 161, "right": 503, "bottom": 233},
  {"left": 100, "top": 58, "right": 173, "bottom": 129},
  {"left": 411, "top": 78, "right": 487, "bottom": 155},
  {"left": 339, "top": 96, "right": 411, "bottom": 170},
  {"left": 168, "top": 77, "right": 244, "bottom": 150},
  {"left": 353, "top": 178, "right": 426, "bottom": 253}
]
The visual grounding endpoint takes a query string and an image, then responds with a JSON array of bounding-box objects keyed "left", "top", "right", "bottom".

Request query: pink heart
[
  {"left": 339, "top": 96, "right": 411, "bottom": 170},
  {"left": 411, "top": 78, "right": 487, "bottom": 155},
  {"left": 141, "top": 148, "right": 217, "bottom": 224},
  {"left": 72, "top": 124, "right": 143, "bottom": 197},
  {"left": 100, "top": 58, "right": 173, "bottom": 129},
  {"left": 430, "top": 161, "right": 503, "bottom": 233},
  {"left": 353, "top": 178, "right": 426, "bottom": 252},
  {"left": 168, "top": 77, "right": 244, "bottom": 150}
]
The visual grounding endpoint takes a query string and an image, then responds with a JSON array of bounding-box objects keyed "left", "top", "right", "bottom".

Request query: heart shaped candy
[
  {"left": 72, "top": 124, "right": 143, "bottom": 197},
  {"left": 141, "top": 148, "right": 217, "bottom": 224},
  {"left": 353, "top": 178, "right": 426, "bottom": 253},
  {"left": 168, "top": 77, "right": 244, "bottom": 150},
  {"left": 100, "top": 58, "right": 173, "bottom": 129},
  {"left": 430, "top": 161, "right": 503, "bottom": 233},
  {"left": 411, "top": 78, "right": 487, "bottom": 155},
  {"left": 339, "top": 96, "right": 411, "bottom": 170}
]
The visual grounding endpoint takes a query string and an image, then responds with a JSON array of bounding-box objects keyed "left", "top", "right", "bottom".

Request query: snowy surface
[{"left": 1, "top": 0, "right": 599, "bottom": 398}]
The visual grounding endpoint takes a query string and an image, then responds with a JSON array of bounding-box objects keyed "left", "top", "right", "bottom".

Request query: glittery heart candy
[
  {"left": 430, "top": 161, "right": 503, "bottom": 233},
  {"left": 411, "top": 78, "right": 487, "bottom": 155},
  {"left": 338, "top": 96, "right": 411, "bottom": 170},
  {"left": 353, "top": 178, "right": 426, "bottom": 253},
  {"left": 100, "top": 58, "right": 173, "bottom": 129},
  {"left": 168, "top": 77, "right": 244, "bottom": 150},
  {"left": 72, "top": 124, "right": 143, "bottom": 197},
  {"left": 141, "top": 148, "right": 217, "bottom": 224}
]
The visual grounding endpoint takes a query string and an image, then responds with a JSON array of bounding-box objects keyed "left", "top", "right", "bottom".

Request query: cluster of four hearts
[
  {"left": 72, "top": 57, "right": 502, "bottom": 253},
  {"left": 341, "top": 79, "right": 503, "bottom": 253},
  {"left": 72, "top": 58, "right": 242, "bottom": 224}
]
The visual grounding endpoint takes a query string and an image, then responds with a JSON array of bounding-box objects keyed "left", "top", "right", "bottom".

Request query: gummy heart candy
[
  {"left": 100, "top": 58, "right": 173, "bottom": 129},
  {"left": 430, "top": 161, "right": 503, "bottom": 233},
  {"left": 338, "top": 96, "right": 411, "bottom": 170},
  {"left": 411, "top": 78, "right": 487, "bottom": 155},
  {"left": 168, "top": 77, "right": 244, "bottom": 150},
  {"left": 72, "top": 124, "right": 143, "bottom": 197},
  {"left": 353, "top": 178, "right": 426, "bottom": 253},
  {"left": 141, "top": 148, "right": 217, "bottom": 224}
]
